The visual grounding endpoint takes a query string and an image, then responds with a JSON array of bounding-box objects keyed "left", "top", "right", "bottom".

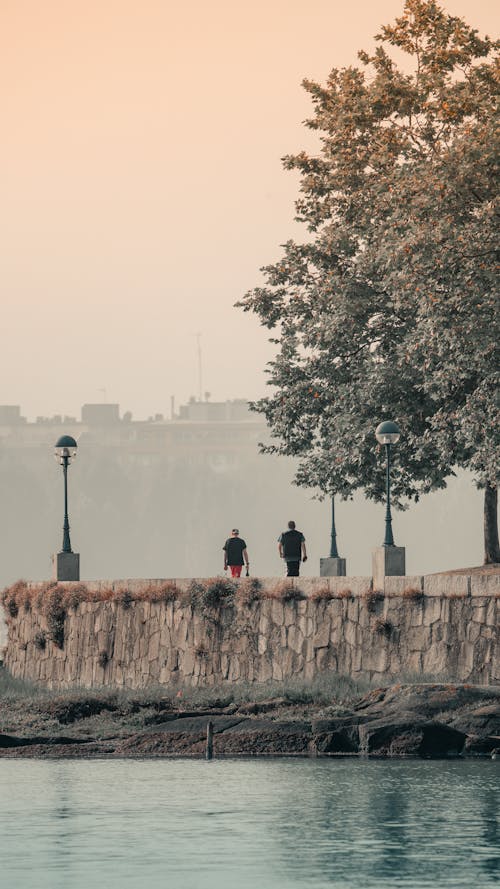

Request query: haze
[
  {"left": 0, "top": 1, "right": 497, "bottom": 588},
  {"left": 2, "top": 0, "right": 498, "bottom": 418}
]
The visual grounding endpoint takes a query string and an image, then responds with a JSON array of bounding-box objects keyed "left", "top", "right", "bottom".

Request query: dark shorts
[{"left": 286, "top": 561, "right": 300, "bottom": 577}]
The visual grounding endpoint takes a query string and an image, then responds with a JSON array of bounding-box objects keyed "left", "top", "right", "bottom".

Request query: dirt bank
[{"left": 0, "top": 672, "right": 498, "bottom": 759}]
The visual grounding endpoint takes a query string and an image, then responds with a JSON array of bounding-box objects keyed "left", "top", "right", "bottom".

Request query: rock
[
  {"left": 358, "top": 719, "right": 466, "bottom": 757},
  {"left": 313, "top": 731, "right": 358, "bottom": 754}
]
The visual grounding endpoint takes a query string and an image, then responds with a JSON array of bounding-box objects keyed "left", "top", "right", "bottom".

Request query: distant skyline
[{"left": 2, "top": 0, "right": 498, "bottom": 420}]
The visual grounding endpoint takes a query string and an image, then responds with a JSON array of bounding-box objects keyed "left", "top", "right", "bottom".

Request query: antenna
[
  {"left": 98, "top": 388, "right": 107, "bottom": 403},
  {"left": 196, "top": 333, "right": 202, "bottom": 402}
]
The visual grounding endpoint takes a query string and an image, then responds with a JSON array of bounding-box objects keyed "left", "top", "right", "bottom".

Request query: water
[{"left": 0, "top": 759, "right": 498, "bottom": 889}]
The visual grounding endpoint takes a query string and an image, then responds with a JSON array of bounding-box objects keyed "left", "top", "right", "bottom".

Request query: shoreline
[{"left": 1, "top": 676, "right": 498, "bottom": 760}]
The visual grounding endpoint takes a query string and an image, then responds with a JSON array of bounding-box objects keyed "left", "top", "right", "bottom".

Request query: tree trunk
[{"left": 484, "top": 482, "right": 500, "bottom": 564}]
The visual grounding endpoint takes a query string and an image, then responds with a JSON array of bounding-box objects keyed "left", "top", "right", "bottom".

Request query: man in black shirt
[
  {"left": 278, "top": 520, "right": 307, "bottom": 577},
  {"left": 223, "top": 529, "right": 249, "bottom": 578}
]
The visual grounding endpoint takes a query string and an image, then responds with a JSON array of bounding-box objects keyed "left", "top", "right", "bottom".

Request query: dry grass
[
  {"left": 235, "top": 577, "right": 263, "bottom": 607},
  {"left": 267, "top": 581, "right": 306, "bottom": 602},
  {"left": 364, "top": 590, "right": 385, "bottom": 613},
  {"left": 402, "top": 587, "right": 424, "bottom": 603},
  {"left": 309, "top": 585, "right": 332, "bottom": 601}
]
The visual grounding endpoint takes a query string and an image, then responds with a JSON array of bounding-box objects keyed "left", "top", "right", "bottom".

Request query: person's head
[
  {"left": 231, "top": 528, "right": 239, "bottom": 537},
  {"left": 287, "top": 520, "right": 296, "bottom": 530}
]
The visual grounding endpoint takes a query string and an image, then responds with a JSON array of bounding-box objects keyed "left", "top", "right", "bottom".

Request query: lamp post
[
  {"left": 320, "top": 494, "right": 346, "bottom": 576},
  {"left": 329, "top": 496, "right": 339, "bottom": 558},
  {"left": 53, "top": 435, "right": 80, "bottom": 581},
  {"left": 375, "top": 421, "right": 400, "bottom": 546}
]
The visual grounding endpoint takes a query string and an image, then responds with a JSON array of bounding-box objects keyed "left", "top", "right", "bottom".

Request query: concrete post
[
  {"left": 52, "top": 552, "right": 80, "bottom": 582},
  {"left": 320, "top": 557, "right": 347, "bottom": 577},
  {"left": 372, "top": 546, "right": 405, "bottom": 591}
]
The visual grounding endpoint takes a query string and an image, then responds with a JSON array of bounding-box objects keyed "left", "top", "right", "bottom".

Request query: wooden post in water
[{"left": 206, "top": 720, "right": 214, "bottom": 760}]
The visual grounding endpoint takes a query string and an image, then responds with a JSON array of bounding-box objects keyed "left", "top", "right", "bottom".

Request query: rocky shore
[{"left": 0, "top": 677, "right": 498, "bottom": 759}]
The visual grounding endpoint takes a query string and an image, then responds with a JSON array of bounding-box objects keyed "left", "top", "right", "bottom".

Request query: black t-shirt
[
  {"left": 278, "top": 529, "right": 304, "bottom": 559},
  {"left": 223, "top": 537, "right": 247, "bottom": 566}
]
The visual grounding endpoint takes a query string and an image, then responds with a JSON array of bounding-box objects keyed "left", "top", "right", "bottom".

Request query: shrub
[
  {"left": 129, "top": 581, "right": 180, "bottom": 603},
  {"left": 364, "top": 590, "right": 384, "bottom": 613},
  {"left": 183, "top": 581, "right": 204, "bottom": 607},
  {"left": 33, "top": 631, "right": 46, "bottom": 650},
  {"left": 6, "top": 598, "right": 19, "bottom": 618},
  {"left": 270, "top": 581, "right": 306, "bottom": 602},
  {"left": 115, "top": 587, "right": 133, "bottom": 609},
  {"left": 402, "top": 587, "right": 424, "bottom": 603},
  {"left": 374, "top": 617, "right": 394, "bottom": 639},
  {"left": 337, "top": 588, "right": 353, "bottom": 600},
  {"left": 201, "top": 578, "right": 236, "bottom": 611},
  {"left": 98, "top": 650, "right": 109, "bottom": 668},
  {"left": 235, "top": 577, "right": 262, "bottom": 607},
  {"left": 44, "top": 587, "right": 67, "bottom": 648},
  {"left": 310, "top": 585, "right": 333, "bottom": 601},
  {"left": 1, "top": 580, "right": 30, "bottom": 616},
  {"left": 64, "top": 583, "right": 89, "bottom": 611},
  {"left": 157, "top": 582, "right": 179, "bottom": 603},
  {"left": 194, "top": 645, "right": 209, "bottom": 659}
]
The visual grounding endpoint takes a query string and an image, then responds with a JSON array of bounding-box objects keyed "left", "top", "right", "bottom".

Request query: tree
[{"left": 238, "top": 0, "right": 500, "bottom": 563}]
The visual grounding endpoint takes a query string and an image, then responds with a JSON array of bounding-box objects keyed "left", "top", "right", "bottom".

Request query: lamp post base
[
  {"left": 52, "top": 552, "right": 80, "bottom": 582},
  {"left": 320, "top": 557, "right": 347, "bottom": 577},
  {"left": 372, "top": 546, "right": 405, "bottom": 592}
]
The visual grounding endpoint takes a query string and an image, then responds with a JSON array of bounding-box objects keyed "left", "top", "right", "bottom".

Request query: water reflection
[
  {"left": 0, "top": 760, "right": 498, "bottom": 889},
  {"left": 480, "top": 788, "right": 499, "bottom": 880}
]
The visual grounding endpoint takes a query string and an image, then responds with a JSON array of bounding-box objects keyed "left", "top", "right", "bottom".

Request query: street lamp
[
  {"left": 329, "top": 496, "right": 339, "bottom": 558},
  {"left": 54, "top": 435, "right": 78, "bottom": 554},
  {"left": 320, "top": 494, "right": 346, "bottom": 576},
  {"left": 375, "top": 421, "right": 401, "bottom": 547}
]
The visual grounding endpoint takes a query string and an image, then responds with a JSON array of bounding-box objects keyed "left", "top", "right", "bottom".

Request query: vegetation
[
  {"left": 237, "top": 0, "right": 499, "bottom": 563},
  {"left": 1, "top": 578, "right": 350, "bottom": 619}
]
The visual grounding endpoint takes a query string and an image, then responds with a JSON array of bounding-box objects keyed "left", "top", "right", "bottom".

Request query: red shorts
[{"left": 229, "top": 565, "right": 243, "bottom": 578}]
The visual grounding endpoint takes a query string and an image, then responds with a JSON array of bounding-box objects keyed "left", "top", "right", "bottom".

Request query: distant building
[
  {"left": 81, "top": 404, "right": 120, "bottom": 425},
  {"left": 177, "top": 399, "right": 256, "bottom": 422},
  {"left": 0, "top": 406, "right": 25, "bottom": 425}
]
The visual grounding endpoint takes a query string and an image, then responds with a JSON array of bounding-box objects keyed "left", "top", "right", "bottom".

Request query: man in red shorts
[{"left": 223, "top": 529, "right": 249, "bottom": 578}]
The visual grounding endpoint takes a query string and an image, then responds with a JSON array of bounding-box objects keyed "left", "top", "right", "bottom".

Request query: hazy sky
[{"left": 1, "top": 0, "right": 498, "bottom": 421}]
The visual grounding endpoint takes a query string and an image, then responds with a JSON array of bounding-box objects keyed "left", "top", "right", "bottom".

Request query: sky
[{"left": 1, "top": 0, "right": 498, "bottom": 421}]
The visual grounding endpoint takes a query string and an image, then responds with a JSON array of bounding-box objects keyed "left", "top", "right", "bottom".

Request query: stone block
[
  {"left": 372, "top": 547, "right": 406, "bottom": 591},
  {"left": 384, "top": 576, "right": 423, "bottom": 597},
  {"left": 312, "top": 619, "right": 331, "bottom": 650},
  {"left": 52, "top": 552, "right": 80, "bottom": 582},
  {"left": 423, "top": 574, "right": 469, "bottom": 597},
  {"left": 470, "top": 574, "right": 500, "bottom": 597},
  {"left": 271, "top": 600, "right": 284, "bottom": 627},
  {"left": 286, "top": 578, "right": 315, "bottom": 599},
  {"left": 257, "top": 634, "right": 267, "bottom": 655},
  {"left": 406, "top": 626, "right": 430, "bottom": 652},
  {"left": 320, "top": 558, "right": 346, "bottom": 577},
  {"left": 328, "top": 577, "right": 372, "bottom": 596},
  {"left": 287, "top": 624, "right": 304, "bottom": 654}
]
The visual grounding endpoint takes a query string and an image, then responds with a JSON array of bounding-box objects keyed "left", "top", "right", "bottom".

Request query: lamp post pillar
[
  {"left": 372, "top": 421, "right": 405, "bottom": 590},
  {"left": 52, "top": 435, "right": 80, "bottom": 582},
  {"left": 330, "top": 497, "right": 339, "bottom": 558},
  {"left": 62, "top": 457, "right": 72, "bottom": 554},
  {"left": 383, "top": 443, "right": 395, "bottom": 547},
  {"left": 320, "top": 496, "right": 346, "bottom": 577}
]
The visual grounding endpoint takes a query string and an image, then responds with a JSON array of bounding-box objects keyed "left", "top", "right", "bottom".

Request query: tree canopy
[{"left": 237, "top": 0, "right": 500, "bottom": 561}]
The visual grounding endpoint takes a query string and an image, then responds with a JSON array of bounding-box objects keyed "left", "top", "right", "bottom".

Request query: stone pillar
[
  {"left": 320, "top": 557, "right": 347, "bottom": 577},
  {"left": 372, "top": 546, "right": 405, "bottom": 591},
  {"left": 52, "top": 552, "right": 80, "bottom": 581}
]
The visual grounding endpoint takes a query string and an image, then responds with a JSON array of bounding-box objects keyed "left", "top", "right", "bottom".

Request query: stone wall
[{"left": 2, "top": 574, "right": 499, "bottom": 688}]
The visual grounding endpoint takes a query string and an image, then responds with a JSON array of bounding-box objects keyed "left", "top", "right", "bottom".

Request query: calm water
[{"left": 0, "top": 759, "right": 498, "bottom": 889}]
